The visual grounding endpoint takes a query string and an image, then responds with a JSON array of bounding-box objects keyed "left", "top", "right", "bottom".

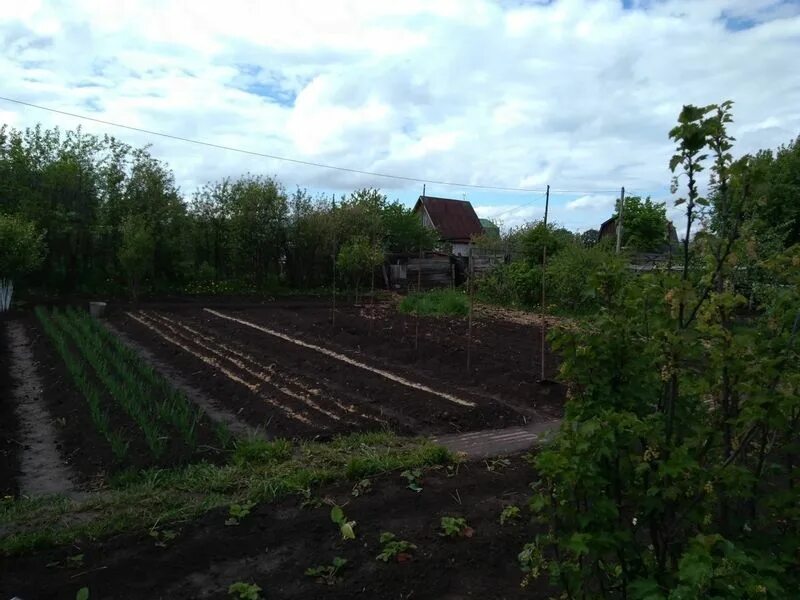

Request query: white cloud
[{"left": 1, "top": 0, "right": 798, "bottom": 232}]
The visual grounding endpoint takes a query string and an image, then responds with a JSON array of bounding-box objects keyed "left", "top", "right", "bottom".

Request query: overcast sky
[{"left": 2, "top": 0, "right": 799, "bottom": 232}]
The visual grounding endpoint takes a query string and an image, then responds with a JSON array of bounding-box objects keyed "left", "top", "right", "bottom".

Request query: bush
[
  {"left": 547, "top": 245, "right": 627, "bottom": 312},
  {"left": 476, "top": 261, "right": 542, "bottom": 308},
  {"left": 398, "top": 289, "right": 468, "bottom": 317}
]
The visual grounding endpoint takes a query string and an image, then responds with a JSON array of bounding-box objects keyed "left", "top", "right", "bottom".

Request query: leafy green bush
[{"left": 398, "top": 289, "right": 468, "bottom": 316}]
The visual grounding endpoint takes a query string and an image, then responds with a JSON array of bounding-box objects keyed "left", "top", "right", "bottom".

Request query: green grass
[
  {"left": 398, "top": 289, "right": 469, "bottom": 317},
  {"left": 0, "top": 432, "right": 452, "bottom": 557}
]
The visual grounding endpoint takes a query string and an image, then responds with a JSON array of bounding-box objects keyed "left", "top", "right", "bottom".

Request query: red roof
[{"left": 414, "top": 196, "right": 484, "bottom": 243}]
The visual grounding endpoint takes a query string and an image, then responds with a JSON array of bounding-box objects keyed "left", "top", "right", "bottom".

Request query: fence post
[
  {"left": 539, "top": 185, "right": 550, "bottom": 380},
  {"left": 467, "top": 245, "right": 474, "bottom": 372}
]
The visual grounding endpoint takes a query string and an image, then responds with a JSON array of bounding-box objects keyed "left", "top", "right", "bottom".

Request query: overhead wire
[{"left": 0, "top": 95, "right": 639, "bottom": 197}]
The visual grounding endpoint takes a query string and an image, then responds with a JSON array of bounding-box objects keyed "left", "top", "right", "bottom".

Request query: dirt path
[
  {"left": 6, "top": 320, "right": 78, "bottom": 497},
  {"left": 103, "top": 321, "right": 260, "bottom": 440}
]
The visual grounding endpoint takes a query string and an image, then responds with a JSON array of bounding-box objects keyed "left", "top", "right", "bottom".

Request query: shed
[{"left": 413, "top": 196, "right": 484, "bottom": 256}]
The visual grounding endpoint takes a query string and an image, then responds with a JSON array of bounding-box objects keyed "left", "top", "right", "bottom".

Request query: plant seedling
[
  {"left": 66, "top": 553, "right": 85, "bottom": 568},
  {"left": 228, "top": 582, "right": 262, "bottom": 600},
  {"left": 225, "top": 502, "right": 255, "bottom": 526},
  {"left": 499, "top": 505, "right": 521, "bottom": 525},
  {"left": 76, "top": 588, "right": 89, "bottom": 600},
  {"left": 299, "top": 487, "right": 322, "bottom": 509},
  {"left": 376, "top": 532, "right": 417, "bottom": 563},
  {"left": 401, "top": 468, "right": 423, "bottom": 492},
  {"left": 439, "top": 516, "right": 474, "bottom": 538},
  {"left": 330, "top": 505, "right": 357, "bottom": 540},
  {"left": 149, "top": 527, "right": 178, "bottom": 547},
  {"left": 351, "top": 478, "right": 372, "bottom": 497},
  {"left": 305, "top": 557, "right": 348, "bottom": 585}
]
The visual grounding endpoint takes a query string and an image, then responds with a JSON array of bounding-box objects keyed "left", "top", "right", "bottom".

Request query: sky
[{"left": 1, "top": 0, "right": 799, "bottom": 233}]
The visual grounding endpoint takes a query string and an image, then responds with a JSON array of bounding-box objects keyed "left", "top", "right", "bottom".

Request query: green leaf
[
  {"left": 330, "top": 505, "right": 344, "bottom": 525},
  {"left": 76, "top": 588, "right": 90, "bottom": 600},
  {"left": 340, "top": 521, "right": 356, "bottom": 540}
]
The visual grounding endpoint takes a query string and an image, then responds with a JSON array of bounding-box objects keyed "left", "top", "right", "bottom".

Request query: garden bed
[{"left": 0, "top": 455, "right": 550, "bottom": 599}]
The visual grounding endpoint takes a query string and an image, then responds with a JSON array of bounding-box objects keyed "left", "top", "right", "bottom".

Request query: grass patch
[
  {"left": 0, "top": 433, "right": 452, "bottom": 557},
  {"left": 398, "top": 289, "right": 468, "bottom": 317}
]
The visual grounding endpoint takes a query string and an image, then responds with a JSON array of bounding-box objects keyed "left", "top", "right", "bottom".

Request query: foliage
[
  {"left": 336, "top": 235, "right": 383, "bottom": 301},
  {"left": 398, "top": 289, "right": 468, "bottom": 317},
  {"left": 228, "top": 582, "right": 261, "bottom": 600},
  {"left": 401, "top": 468, "right": 423, "bottom": 492},
  {"left": 0, "top": 212, "right": 45, "bottom": 279},
  {"left": 35, "top": 306, "right": 223, "bottom": 464},
  {"left": 499, "top": 505, "right": 521, "bottom": 525},
  {"left": 376, "top": 532, "right": 417, "bottom": 562},
  {"left": 580, "top": 228, "right": 600, "bottom": 247},
  {"left": 439, "top": 516, "right": 473, "bottom": 538},
  {"left": 330, "top": 505, "right": 357, "bottom": 540},
  {"left": 75, "top": 588, "right": 89, "bottom": 600},
  {"left": 225, "top": 502, "right": 255, "bottom": 526},
  {"left": 351, "top": 478, "right": 372, "bottom": 497},
  {"left": 511, "top": 221, "right": 576, "bottom": 265},
  {"left": 612, "top": 195, "right": 672, "bottom": 252},
  {"left": 232, "top": 438, "right": 293, "bottom": 466},
  {"left": 1, "top": 432, "right": 451, "bottom": 556},
  {"left": 305, "top": 557, "right": 347, "bottom": 585},
  {"left": 524, "top": 101, "right": 800, "bottom": 597},
  {"left": 118, "top": 214, "right": 155, "bottom": 300}
]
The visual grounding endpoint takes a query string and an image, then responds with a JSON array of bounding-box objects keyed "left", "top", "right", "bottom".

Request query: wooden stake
[
  {"left": 467, "top": 245, "right": 474, "bottom": 371},
  {"left": 414, "top": 243, "right": 422, "bottom": 354},
  {"left": 331, "top": 195, "right": 337, "bottom": 330},
  {"left": 539, "top": 185, "right": 550, "bottom": 381},
  {"left": 615, "top": 186, "right": 626, "bottom": 255}
]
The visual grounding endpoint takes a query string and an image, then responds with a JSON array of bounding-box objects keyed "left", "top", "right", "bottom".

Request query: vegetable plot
[{"left": 35, "top": 307, "right": 229, "bottom": 468}]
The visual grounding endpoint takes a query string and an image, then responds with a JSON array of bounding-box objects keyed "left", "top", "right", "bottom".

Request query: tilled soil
[
  {"left": 0, "top": 457, "right": 552, "bottom": 600},
  {"left": 0, "top": 317, "right": 21, "bottom": 497},
  {"left": 110, "top": 299, "right": 564, "bottom": 441}
]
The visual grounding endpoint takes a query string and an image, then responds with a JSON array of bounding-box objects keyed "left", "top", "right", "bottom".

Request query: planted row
[{"left": 36, "top": 306, "right": 228, "bottom": 465}]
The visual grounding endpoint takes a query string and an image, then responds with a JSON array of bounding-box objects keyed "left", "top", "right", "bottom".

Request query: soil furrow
[
  {"left": 127, "top": 312, "right": 314, "bottom": 426},
  {"left": 205, "top": 308, "right": 476, "bottom": 408},
  {"left": 6, "top": 320, "right": 78, "bottom": 497},
  {"left": 141, "top": 311, "right": 354, "bottom": 428},
  {"left": 151, "top": 311, "right": 389, "bottom": 428}
]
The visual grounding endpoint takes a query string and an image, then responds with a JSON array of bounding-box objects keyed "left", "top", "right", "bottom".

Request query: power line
[{"left": 0, "top": 95, "right": 635, "bottom": 196}]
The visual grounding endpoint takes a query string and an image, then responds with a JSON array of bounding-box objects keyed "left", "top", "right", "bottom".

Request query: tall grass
[{"left": 398, "top": 289, "right": 469, "bottom": 317}]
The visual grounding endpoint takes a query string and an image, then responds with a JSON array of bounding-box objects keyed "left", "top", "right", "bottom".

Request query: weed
[
  {"left": 351, "top": 478, "right": 372, "bottom": 497},
  {"left": 439, "top": 516, "right": 474, "bottom": 538},
  {"left": 66, "top": 553, "right": 85, "bottom": 568},
  {"left": 401, "top": 468, "right": 423, "bottom": 492},
  {"left": 398, "top": 289, "right": 468, "bottom": 317},
  {"left": 376, "top": 532, "right": 417, "bottom": 562},
  {"left": 499, "top": 505, "right": 521, "bottom": 525},
  {"left": 225, "top": 502, "right": 255, "bottom": 526},
  {"left": 305, "top": 557, "right": 347, "bottom": 585},
  {"left": 330, "top": 505, "right": 357, "bottom": 540},
  {"left": 149, "top": 527, "right": 177, "bottom": 547},
  {"left": 228, "top": 582, "right": 261, "bottom": 599},
  {"left": 233, "top": 438, "right": 292, "bottom": 466},
  {"left": 299, "top": 487, "right": 322, "bottom": 509}
]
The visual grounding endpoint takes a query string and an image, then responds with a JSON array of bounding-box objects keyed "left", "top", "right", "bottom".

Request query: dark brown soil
[
  {"left": 0, "top": 457, "right": 552, "bottom": 599},
  {"left": 0, "top": 317, "right": 21, "bottom": 497},
  {"left": 109, "top": 299, "right": 564, "bottom": 442},
  {"left": 7, "top": 314, "right": 227, "bottom": 488}
]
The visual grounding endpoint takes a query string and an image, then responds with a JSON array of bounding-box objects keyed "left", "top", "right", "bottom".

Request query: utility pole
[
  {"left": 615, "top": 186, "right": 625, "bottom": 254},
  {"left": 539, "top": 185, "right": 550, "bottom": 381}
]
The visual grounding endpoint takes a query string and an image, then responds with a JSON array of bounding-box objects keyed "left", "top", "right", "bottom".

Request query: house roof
[{"left": 414, "top": 196, "right": 484, "bottom": 242}]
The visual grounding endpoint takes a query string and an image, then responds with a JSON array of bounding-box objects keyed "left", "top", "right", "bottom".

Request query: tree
[
  {"left": 0, "top": 213, "right": 45, "bottom": 310},
  {"left": 523, "top": 101, "right": 800, "bottom": 597},
  {"left": 579, "top": 228, "right": 599, "bottom": 247},
  {"left": 336, "top": 235, "right": 383, "bottom": 303},
  {"left": 615, "top": 195, "right": 670, "bottom": 252},
  {"left": 118, "top": 214, "right": 154, "bottom": 300},
  {"left": 512, "top": 221, "right": 576, "bottom": 264}
]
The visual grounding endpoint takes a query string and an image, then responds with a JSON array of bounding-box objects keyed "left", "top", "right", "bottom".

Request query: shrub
[{"left": 398, "top": 289, "right": 468, "bottom": 317}]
